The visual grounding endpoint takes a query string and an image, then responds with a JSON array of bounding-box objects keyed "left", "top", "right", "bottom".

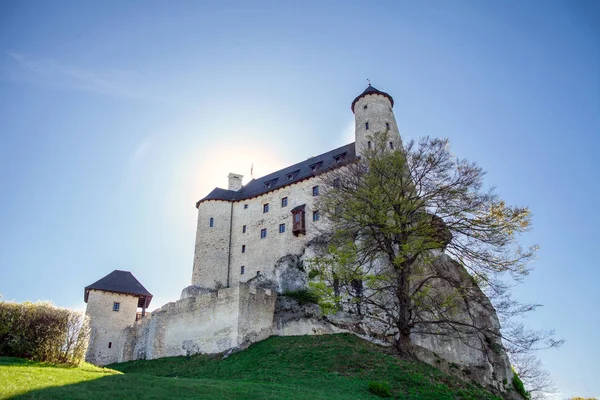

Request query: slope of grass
[{"left": 2, "top": 334, "right": 506, "bottom": 399}]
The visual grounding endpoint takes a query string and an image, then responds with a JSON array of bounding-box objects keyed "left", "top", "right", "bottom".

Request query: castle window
[
  {"left": 365, "top": 122, "right": 369, "bottom": 130},
  {"left": 242, "top": 245, "right": 246, "bottom": 253},
  {"left": 291, "top": 205, "right": 306, "bottom": 236},
  {"left": 312, "top": 186, "right": 319, "bottom": 196},
  {"left": 286, "top": 170, "right": 300, "bottom": 182},
  {"left": 333, "top": 153, "right": 346, "bottom": 164},
  {"left": 333, "top": 178, "right": 341, "bottom": 188},
  {"left": 263, "top": 203, "right": 269, "bottom": 213},
  {"left": 386, "top": 122, "right": 390, "bottom": 130},
  {"left": 209, "top": 217, "right": 214, "bottom": 228},
  {"left": 313, "top": 211, "right": 320, "bottom": 222},
  {"left": 279, "top": 223, "right": 285, "bottom": 233},
  {"left": 244, "top": 204, "right": 248, "bottom": 209},
  {"left": 367, "top": 141, "right": 372, "bottom": 149},
  {"left": 363, "top": 104, "right": 367, "bottom": 110},
  {"left": 113, "top": 302, "right": 120, "bottom": 312},
  {"left": 241, "top": 266, "right": 245, "bottom": 275},
  {"left": 257, "top": 271, "right": 261, "bottom": 277},
  {"left": 242, "top": 225, "right": 246, "bottom": 233},
  {"left": 309, "top": 162, "right": 322, "bottom": 173},
  {"left": 264, "top": 178, "right": 278, "bottom": 190},
  {"left": 260, "top": 228, "right": 267, "bottom": 238},
  {"left": 389, "top": 141, "right": 394, "bottom": 149},
  {"left": 108, "top": 342, "right": 112, "bottom": 349},
  {"left": 281, "top": 197, "right": 288, "bottom": 207}
]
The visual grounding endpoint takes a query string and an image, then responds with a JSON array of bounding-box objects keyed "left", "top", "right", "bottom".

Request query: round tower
[
  {"left": 192, "top": 197, "right": 233, "bottom": 289},
  {"left": 84, "top": 270, "right": 152, "bottom": 365},
  {"left": 351, "top": 84, "right": 401, "bottom": 156}
]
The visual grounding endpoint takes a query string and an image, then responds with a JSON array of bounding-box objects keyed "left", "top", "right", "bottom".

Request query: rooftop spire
[{"left": 351, "top": 84, "right": 394, "bottom": 113}]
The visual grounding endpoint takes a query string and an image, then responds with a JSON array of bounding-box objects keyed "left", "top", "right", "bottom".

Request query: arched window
[{"left": 209, "top": 217, "right": 214, "bottom": 227}]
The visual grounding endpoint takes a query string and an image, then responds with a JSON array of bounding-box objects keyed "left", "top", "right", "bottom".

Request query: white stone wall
[
  {"left": 193, "top": 176, "right": 327, "bottom": 290},
  {"left": 120, "top": 283, "right": 276, "bottom": 362},
  {"left": 354, "top": 93, "right": 402, "bottom": 157},
  {"left": 191, "top": 200, "right": 232, "bottom": 288},
  {"left": 85, "top": 290, "right": 139, "bottom": 365}
]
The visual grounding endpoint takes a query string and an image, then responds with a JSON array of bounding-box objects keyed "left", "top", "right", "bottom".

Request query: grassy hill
[{"left": 1, "top": 333, "right": 507, "bottom": 399}]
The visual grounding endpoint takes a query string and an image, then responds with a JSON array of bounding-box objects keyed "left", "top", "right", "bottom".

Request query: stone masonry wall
[
  {"left": 353, "top": 93, "right": 402, "bottom": 157},
  {"left": 191, "top": 200, "right": 232, "bottom": 288},
  {"left": 85, "top": 290, "right": 139, "bottom": 365},
  {"left": 193, "top": 176, "right": 331, "bottom": 290},
  {"left": 120, "top": 283, "right": 276, "bottom": 362}
]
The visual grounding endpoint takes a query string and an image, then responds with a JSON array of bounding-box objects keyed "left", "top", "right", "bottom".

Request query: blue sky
[{"left": 0, "top": 1, "right": 598, "bottom": 397}]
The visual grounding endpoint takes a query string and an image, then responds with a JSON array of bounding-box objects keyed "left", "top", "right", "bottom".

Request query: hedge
[{"left": 0, "top": 301, "right": 90, "bottom": 364}]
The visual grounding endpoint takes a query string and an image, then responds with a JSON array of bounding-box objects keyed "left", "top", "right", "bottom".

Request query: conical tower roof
[
  {"left": 84, "top": 270, "right": 152, "bottom": 308},
  {"left": 351, "top": 84, "right": 394, "bottom": 113}
]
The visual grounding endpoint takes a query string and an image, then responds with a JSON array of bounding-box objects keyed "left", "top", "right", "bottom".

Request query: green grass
[{"left": 1, "top": 333, "right": 505, "bottom": 399}]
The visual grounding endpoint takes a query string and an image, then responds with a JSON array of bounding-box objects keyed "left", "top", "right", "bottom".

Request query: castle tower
[
  {"left": 84, "top": 270, "right": 152, "bottom": 365},
  {"left": 191, "top": 196, "right": 233, "bottom": 289},
  {"left": 351, "top": 84, "right": 401, "bottom": 156}
]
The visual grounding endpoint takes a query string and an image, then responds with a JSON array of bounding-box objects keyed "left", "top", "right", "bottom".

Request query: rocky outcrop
[{"left": 268, "top": 249, "right": 514, "bottom": 393}]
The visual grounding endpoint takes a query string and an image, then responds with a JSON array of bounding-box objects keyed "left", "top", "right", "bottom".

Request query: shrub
[
  {"left": 368, "top": 381, "right": 392, "bottom": 398},
  {"left": 308, "top": 269, "right": 320, "bottom": 279},
  {"left": 0, "top": 301, "right": 90, "bottom": 364},
  {"left": 283, "top": 289, "right": 320, "bottom": 305},
  {"left": 512, "top": 368, "right": 531, "bottom": 400}
]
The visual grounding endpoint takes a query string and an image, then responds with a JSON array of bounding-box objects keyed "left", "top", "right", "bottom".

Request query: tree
[
  {"left": 309, "top": 130, "right": 558, "bottom": 361},
  {"left": 510, "top": 353, "right": 557, "bottom": 400}
]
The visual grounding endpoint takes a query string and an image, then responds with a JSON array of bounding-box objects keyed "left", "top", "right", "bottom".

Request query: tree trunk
[{"left": 395, "top": 261, "right": 413, "bottom": 354}]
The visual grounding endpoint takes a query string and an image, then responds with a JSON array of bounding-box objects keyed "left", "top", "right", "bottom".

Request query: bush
[
  {"left": 0, "top": 301, "right": 90, "bottom": 364},
  {"left": 512, "top": 368, "right": 531, "bottom": 400},
  {"left": 283, "top": 289, "right": 320, "bottom": 305},
  {"left": 368, "top": 381, "right": 392, "bottom": 398}
]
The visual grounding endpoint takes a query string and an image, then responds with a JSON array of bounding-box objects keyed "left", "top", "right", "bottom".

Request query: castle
[{"left": 83, "top": 85, "right": 513, "bottom": 390}]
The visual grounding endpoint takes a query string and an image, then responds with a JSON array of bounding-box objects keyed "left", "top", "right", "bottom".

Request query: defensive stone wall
[{"left": 118, "top": 283, "right": 276, "bottom": 363}]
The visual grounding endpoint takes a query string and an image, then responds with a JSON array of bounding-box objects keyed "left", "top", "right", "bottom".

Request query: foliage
[
  {"left": 0, "top": 301, "right": 90, "bottom": 364},
  {"left": 310, "top": 131, "right": 545, "bottom": 356},
  {"left": 283, "top": 289, "right": 320, "bottom": 305},
  {"left": 1, "top": 334, "right": 505, "bottom": 400},
  {"left": 368, "top": 381, "right": 392, "bottom": 398},
  {"left": 567, "top": 397, "right": 598, "bottom": 400},
  {"left": 512, "top": 368, "right": 531, "bottom": 399}
]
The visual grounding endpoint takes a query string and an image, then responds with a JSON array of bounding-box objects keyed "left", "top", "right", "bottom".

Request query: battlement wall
[{"left": 119, "top": 283, "right": 276, "bottom": 363}]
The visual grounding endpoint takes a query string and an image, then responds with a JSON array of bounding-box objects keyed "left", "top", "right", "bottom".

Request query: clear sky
[{"left": 0, "top": 1, "right": 598, "bottom": 398}]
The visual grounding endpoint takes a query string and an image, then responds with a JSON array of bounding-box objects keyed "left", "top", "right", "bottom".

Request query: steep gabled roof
[
  {"left": 196, "top": 142, "right": 357, "bottom": 207},
  {"left": 84, "top": 270, "right": 153, "bottom": 308},
  {"left": 351, "top": 84, "right": 394, "bottom": 113}
]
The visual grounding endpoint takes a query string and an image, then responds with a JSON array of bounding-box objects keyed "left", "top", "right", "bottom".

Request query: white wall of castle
[
  {"left": 85, "top": 290, "right": 139, "bottom": 365},
  {"left": 192, "top": 176, "right": 327, "bottom": 290},
  {"left": 118, "top": 283, "right": 276, "bottom": 363},
  {"left": 354, "top": 93, "right": 402, "bottom": 157}
]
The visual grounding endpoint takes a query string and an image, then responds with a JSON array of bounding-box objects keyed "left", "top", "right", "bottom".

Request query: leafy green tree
[{"left": 310, "top": 130, "right": 559, "bottom": 359}]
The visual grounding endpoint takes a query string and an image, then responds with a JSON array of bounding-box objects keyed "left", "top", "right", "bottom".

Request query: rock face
[
  {"left": 409, "top": 252, "right": 513, "bottom": 390},
  {"left": 269, "top": 249, "right": 514, "bottom": 393}
]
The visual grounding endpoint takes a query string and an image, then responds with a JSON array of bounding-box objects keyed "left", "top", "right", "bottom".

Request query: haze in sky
[{"left": 1, "top": 1, "right": 598, "bottom": 398}]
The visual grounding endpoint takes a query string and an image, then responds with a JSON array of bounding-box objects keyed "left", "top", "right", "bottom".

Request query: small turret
[
  {"left": 352, "top": 84, "right": 401, "bottom": 156},
  {"left": 84, "top": 270, "right": 152, "bottom": 365}
]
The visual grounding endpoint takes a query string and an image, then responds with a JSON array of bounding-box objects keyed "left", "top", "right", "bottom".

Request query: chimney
[{"left": 228, "top": 173, "right": 243, "bottom": 191}]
